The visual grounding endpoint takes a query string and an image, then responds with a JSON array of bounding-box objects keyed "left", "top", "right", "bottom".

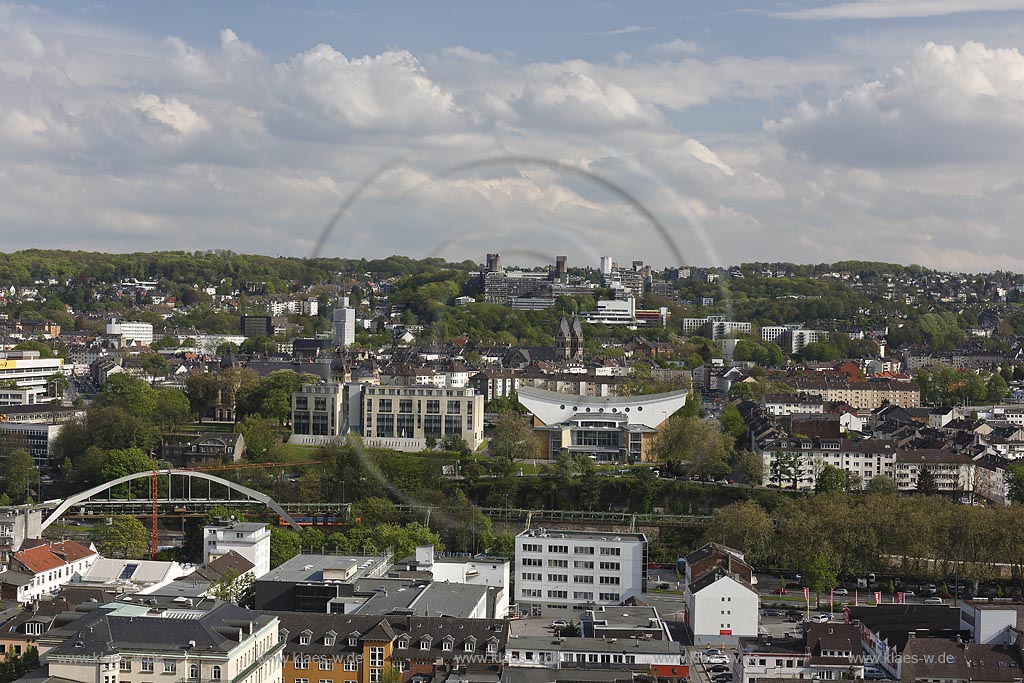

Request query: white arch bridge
[{"left": 40, "top": 470, "right": 302, "bottom": 531}]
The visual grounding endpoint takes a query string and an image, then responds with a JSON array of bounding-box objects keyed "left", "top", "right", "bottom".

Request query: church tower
[{"left": 555, "top": 316, "right": 572, "bottom": 360}]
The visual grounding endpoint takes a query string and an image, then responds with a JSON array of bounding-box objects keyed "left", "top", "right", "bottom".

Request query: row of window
[
  {"left": 519, "top": 573, "right": 620, "bottom": 584},
  {"left": 121, "top": 661, "right": 220, "bottom": 679},
  {"left": 519, "top": 545, "right": 622, "bottom": 556}
]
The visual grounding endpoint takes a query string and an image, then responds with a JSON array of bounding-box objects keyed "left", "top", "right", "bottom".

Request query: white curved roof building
[{"left": 517, "top": 386, "right": 688, "bottom": 430}]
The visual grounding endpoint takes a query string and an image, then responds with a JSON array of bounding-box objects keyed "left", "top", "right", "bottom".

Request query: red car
[{"left": 772, "top": 587, "right": 788, "bottom": 595}]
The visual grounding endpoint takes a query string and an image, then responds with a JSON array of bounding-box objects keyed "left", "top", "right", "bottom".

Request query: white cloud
[
  {"left": 2, "top": 5, "right": 1024, "bottom": 271},
  {"left": 778, "top": 0, "right": 1024, "bottom": 20},
  {"left": 649, "top": 39, "right": 701, "bottom": 56},
  {"left": 585, "top": 25, "right": 652, "bottom": 36},
  {"left": 131, "top": 93, "right": 209, "bottom": 135},
  {"left": 767, "top": 41, "right": 1024, "bottom": 167}
]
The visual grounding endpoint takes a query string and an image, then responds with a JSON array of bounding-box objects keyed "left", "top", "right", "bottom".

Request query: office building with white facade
[
  {"left": 332, "top": 298, "right": 356, "bottom": 348},
  {"left": 105, "top": 319, "right": 154, "bottom": 346},
  {"left": 0, "top": 351, "right": 65, "bottom": 397},
  {"left": 514, "top": 528, "right": 647, "bottom": 617},
  {"left": 203, "top": 519, "right": 271, "bottom": 579}
]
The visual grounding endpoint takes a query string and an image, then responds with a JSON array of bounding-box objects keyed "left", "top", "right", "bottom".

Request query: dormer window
[
  {"left": 324, "top": 632, "right": 336, "bottom": 647},
  {"left": 464, "top": 639, "right": 475, "bottom": 652},
  {"left": 299, "top": 630, "right": 312, "bottom": 645},
  {"left": 398, "top": 637, "right": 410, "bottom": 649},
  {"left": 420, "top": 638, "right": 431, "bottom": 651},
  {"left": 348, "top": 632, "right": 360, "bottom": 647},
  {"left": 486, "top": 640, "right": 497, "bottom": 654},
  {"left": 442, "top": 637, "right": 454, "bottom": 652}
]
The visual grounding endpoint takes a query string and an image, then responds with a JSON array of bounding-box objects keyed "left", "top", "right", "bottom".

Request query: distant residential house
[
  {"left": 2, "top": 540, "right": 97, "bottom": 604},
  {"left": 160, "top": 432, "right": 245, "bottom": 467}
]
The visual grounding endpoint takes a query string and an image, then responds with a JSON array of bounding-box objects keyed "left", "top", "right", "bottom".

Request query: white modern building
[
  {"left": 514, "top": 528, "right": 647, "bottom": 617},
  {"left": 402, "top": 545, "right": 512, "bottom": 618},
  {"left": 105, "top": 319, "right": 154, "bottom": 346},
  {"left": 0, "top": 351, "right": 65, "bottom": 396},
  {"left": 204, "top": 519, "right": 271, "bottom": 579},
  {"left": 681, "top": 316, "right": 753, "bottom": 340},
  {"left": 333, "top": 298, "right": 356, "bottom": 348}
]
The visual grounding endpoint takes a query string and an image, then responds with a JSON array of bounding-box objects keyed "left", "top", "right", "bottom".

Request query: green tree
[
  {"left": 704, "top": 500, "right": 775, "bottom": 563},
  {"left": 208, "top": 568, "right": 255, "bottom": 607},
  {"left": 655, "top": 415, "right": 732, "bottom": 476},
  {"left": 489, "top": 413, "right": 539, "bottom": 462},
  {"left": 235, "top": 415, "right": 283, "bottom": 460},
  {"left": 1006, "top": 464, "right": 1024, "bottom": 505},
  {"left": 735, "top": 450, "right": 764, "bottom": 487},
  {"left": 97, "top": 373, "right": 157, "bottom": 419},
  {"left": 350, "top": 497, "right": 399, "bottom": 526},
  {"left": 270, "top": 527, "right": 302, "bottom": 568},
  {"left": 917, "top": 467, "right": 939, "bottom": 495},
  {"left": 865, "top": 475, "right": 898, "bottom": 494},
  {"left": 185, "top": 372, "right": 218, "bottom": 422},
  {"left": 727, "top": 382, "right": 757, "bottom": 402},
  {"left": 99, "top": 516, "right": 150, "bottom": 559},
  {"left": 155, "top": 387, "right": 193, "bottom": 432},
  {"left": 3, "top": 449, "right": 36, "bottom": 504},
  {"left": 101, "top": 448, "right": 154, "bottom": 480},
  {"left": 815, "top": 465, "right": 848, "bottom": 493},
  {"left": 804, "top": 550, "right": 838, "bottom": 607},
  {"left": 720, "top": 402, "right": 747, "bottom": 442},
  {"left": 681, "top": 392, "right": 704, "bottom": 418}
]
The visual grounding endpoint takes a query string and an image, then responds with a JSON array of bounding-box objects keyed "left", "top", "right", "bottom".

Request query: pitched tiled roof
[{"left": 14, "top": 546, "right": 65, "bottom": 575}]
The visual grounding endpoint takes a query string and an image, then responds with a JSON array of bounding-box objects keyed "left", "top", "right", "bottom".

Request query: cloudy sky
[{"left": 4, "top": 0, "right": 1024, "bottom": 271}]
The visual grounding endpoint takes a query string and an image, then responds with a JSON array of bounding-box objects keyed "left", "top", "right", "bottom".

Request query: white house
[
  {"left": 5, "top": 540, "right": 97, "bottom": 604},
  {"left": 411, "top": 545, "right": 512, "bottom": 618},
  {"left": 506, "top": 636, "right": 686, "bottom": 679},
  {"left": 203, "top": 519, "right": 271, "bottom": 579},
  {"left": 683, "top": 544, "right": 759, "bottom": 647}
]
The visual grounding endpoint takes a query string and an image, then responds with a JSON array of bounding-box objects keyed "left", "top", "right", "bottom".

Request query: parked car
[
  {"left": 762, "top": 610, "right": 783, "bottom": 617},
  {"left": 772, "top": 587, "right": 788, "bottom": 595},
  {"left": 924, "top": 597, "right": 944, "bottom": 604},
  {"left": 550, "top": 620, "right": 568, "bottom": 629},
  {"left": 833, "top": 588, "right": 849, "bottom": 596},
  {"left": 709, "top": 665, "right": 730, "bottom": 673},
  {"left": 705, "top": 655, "right": 730, "bottom": 666},
  {"left": 814, "top": 613, "right": 834, "bottom": 622},
  {"left": 901, "top": 590, "right": 915, "bottom": 597},
  {"left": 713, "top": 674, "right": 734, "bottom": 683}
]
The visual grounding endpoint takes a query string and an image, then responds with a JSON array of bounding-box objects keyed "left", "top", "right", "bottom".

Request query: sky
[{"left": 4, "top": 1, "right": 1024, "bottom": 271}]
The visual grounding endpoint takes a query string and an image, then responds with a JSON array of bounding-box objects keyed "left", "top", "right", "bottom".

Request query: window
[
  {"left": 120, "top": 661, "right": 132, "bottom": 673},
  {"left": 522, "top": 572, "right": 542, "bottom": 581},
  {"left": 574, "top": 546, "right": 594, "bottom": 554},
  {"left": 212, "top": 667, "right": 221, "bottom": 681},
  {"left": 344, "top": 660, "right": 358, "bottom": 672},
  {"left": 547, "top": 590, "right": 568, "bottom": 598},
  {"left": 393, "top": 661, "right": 408, "bottom": 673},
  {"left": 548, "top": 574, "right": 568, "bottom": 582},
  {"left": 190, "top": 665, "right": 199, "bottom": 679},
  {"left": 574, "top": 591, "right": 593, "bottom": 600},
  {"left": 599, "top": 592, "right": 620, "bottom": 601},
  {"left": 295, "top": 657, "right": 310, "bottom": 670},
  {"left": 548, "top": 559, "right": 568, "bottom": 568},
  {"left": 397, "top": 638, "right": 410, "bottom": 650},
  {"left": 599, "top": 562, "right": 620, "bottom": 571},
  {"left": 599, "top": 576, "right": 620, "bottom": 585},
  {"left": 447, "top": 400, "right": 461, "bottom": 414},
  {"left": 442, "top": 639, "right": 453, "bottom": 651},
  {"left": 420, "top": 639, "right": 431, "bottom": 651},
  {"left": 295, "top": 679, "right": 309, "bottom": 683},
  {"left": 141, "top": 659, "right": 154, "bottom": 673},
  {"left": 600, "top": 547, "right": 620, "bottom": 556},
  {"left": 164, "top": 662, "right": 177, "bottom": 674},
  {"left": 379, "top": 399, "right": 392, "bottom": 413},
  {"left": 548, "top": 545, "right": 568, "bottom": 553},
  {"left": 521, "top": 544, "right": 542, "bottom": 553},
  {"left": 324, "top": 634, "right": 336, "bottom": 647},
  {"left": 300, "top": 633, "right": 311, "bottom": 645},
  {"left": 426, "top": 400, "right": 440, "bottom": 414},
  {"left": 574, "top": 561, "right": 594, "bottom": 569},
  {"left": 348, "top": 636, "right": 358, "bottom": 647},
  {"left": 465, "top": 641, "right": 475, "bottom": 652},
  {"left": 399, "top": 399, "right": 413, "bottom": 413},
  {"left": 522, "top": 558, "right": 542, "bottom": 567},
  {"left": 369, "top": 647, "right": 384, "bottom": 668},
  {"left": 487, "top": 642, "right": 497, "bottom": 654},
  {"left": 319, "top": 660, "right": 333, "bottom": 671},
  {"left": 574, "top": 575, "right": 594, "bottom": 583}
]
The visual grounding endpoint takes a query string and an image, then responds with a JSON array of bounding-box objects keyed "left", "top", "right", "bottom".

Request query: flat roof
[{"left": 517, "top": 529, "right": 646, "bottom": 542}]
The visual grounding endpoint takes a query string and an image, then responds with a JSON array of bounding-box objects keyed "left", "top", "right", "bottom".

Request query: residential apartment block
[
  {"left": 514, "top": 529, "right": 647, "bottom": 617},
  {"left": 682, "top": 544, "right": 758, "bottom": 647},
  {"left": 681, "top": 316, "right": 753, "bottom": 340},
  {"left": 362, "top": 384, "right": 484, "bottom": 450},
  {"left": 203, "top": 519, "right": 271, "bottom": 579}
]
